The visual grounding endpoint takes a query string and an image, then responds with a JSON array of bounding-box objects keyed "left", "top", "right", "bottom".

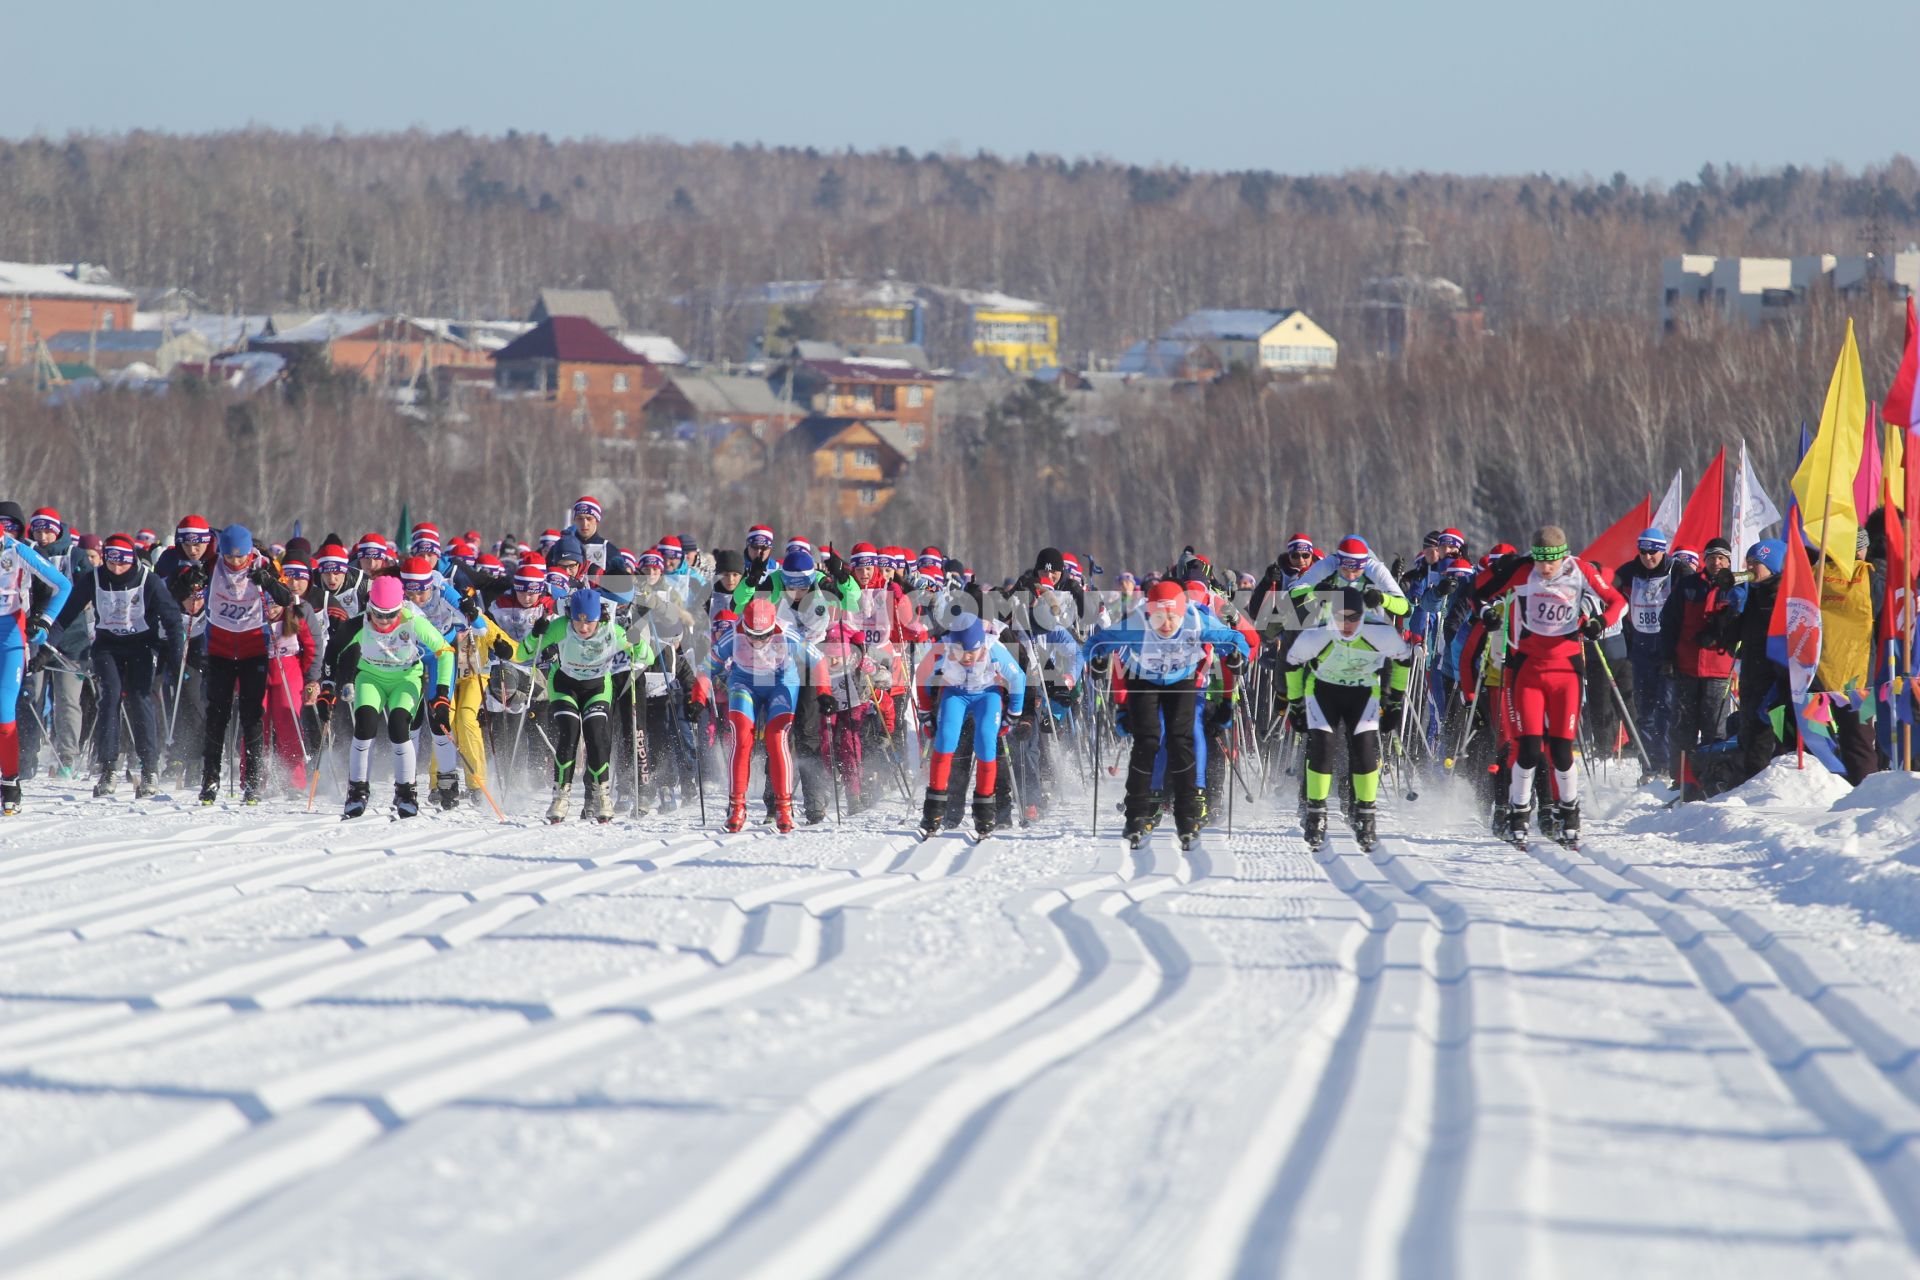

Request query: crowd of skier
[{"left": 0, "top": 495, "right": 1879, "bottom": 852}]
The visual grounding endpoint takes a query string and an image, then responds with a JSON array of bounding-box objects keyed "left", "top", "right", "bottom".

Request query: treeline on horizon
[
  {"left": 1, "top": 131, "right": 1916, "bottom": 571},
  {"left": 5, "top": 130, "right": 1920, "bottom": 355}
]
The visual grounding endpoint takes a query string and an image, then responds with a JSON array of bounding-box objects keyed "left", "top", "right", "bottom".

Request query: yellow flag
[
  {"left": 1792, "top": 318, "right": 1867, "bottom": 573},
  {"left": 1888, "top": 418, "right": 1905, "bottom": 514}
]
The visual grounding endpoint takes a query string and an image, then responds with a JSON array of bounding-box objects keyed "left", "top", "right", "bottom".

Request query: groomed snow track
[{"left": 0, "top": 780, "right": 1916, "bottom": 1278}]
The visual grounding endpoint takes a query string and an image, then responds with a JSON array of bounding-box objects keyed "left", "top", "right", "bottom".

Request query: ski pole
[
  {"left": 1585, "top": 637, "right": 1654, "bottom": 774},
  {"left": 1090, "top": 672, "right": 1103, "bottom": 837},
  {"left": 1444, "top": 657, "right": 1484, "bottom": 772}
]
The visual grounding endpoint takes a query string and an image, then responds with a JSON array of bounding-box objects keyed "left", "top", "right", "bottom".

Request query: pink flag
[{"left": 1856, "top": 405, "right": 1883, "bottom": 522}]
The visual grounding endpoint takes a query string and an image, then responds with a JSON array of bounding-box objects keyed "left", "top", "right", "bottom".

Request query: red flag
[
  {"left": 1767, "top": 506, "right": 1822, "bottom": 704},
  {"left": 1579, "top": 494, "right": 1652, "bottom": 576},
  {"left": 1886, "top": 296, "right": 1920, "bottom": 430},
  {"left": 1670, "top": 447, "right": 1725, "bottom": 555}
]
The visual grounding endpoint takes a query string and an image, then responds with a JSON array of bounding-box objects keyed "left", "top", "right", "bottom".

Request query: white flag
[
  {"left": 1731, "top": 438, "right": 1782, "bottom": 566},
  {"left": 1652, "top": 468, "right": 1684, "bottom": 541}
]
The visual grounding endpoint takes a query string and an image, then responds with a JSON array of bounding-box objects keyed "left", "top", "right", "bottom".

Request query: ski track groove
[
  {"left": 547, "top": 828, "right": 1204, "bottom": 1280},
  {"left": 0, "top": 818, "right": 991, "bottom": 1279},
  {"left": 1519, "top": 827, "right": 1920, "bottom": 1251},
  {"left": 1203, "top": 818, "right": 1467, "bottom": 1280}
]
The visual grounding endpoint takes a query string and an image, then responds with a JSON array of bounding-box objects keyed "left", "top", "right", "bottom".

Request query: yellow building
[
  {"left": 962, "top": 294, "right": 1060, "bottom": 372},
  {"left": 1165, "top": 308, "right": 1337, "bottom": 375}
]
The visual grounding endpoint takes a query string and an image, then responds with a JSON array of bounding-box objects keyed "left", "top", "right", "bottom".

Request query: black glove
[
  {"left": 1389, "top": 555, "right": 1406, "bottom": 581},
  {"left": 1580, "top": 615, "right": 1605, "bottom": 640},
  {"left": 1222, "top": 645, "right": 1246, "bottom": 672},
  {"left": 1713, "top": 567, "right": 1736, "bottom": 591},
  {"left": 25, "top": 612, "right": 49, "bottom": 638},
  {"left": 1209, "top": 699, "right": 1235, "bottom": 734},
  {"left": 824, "top": 549, "right": 848, "bottom": 581},
  {"left": 1380, "top": 692, "right": 1405, "bottom": 734},
  {"left": 1287, "top": 701, "right": 1308, "bottom": 734},
  {"left": 816, "top": 692, "right": 839, "bottom": 717},
  {"left": 1363, "top": 587, "right": 1384, "bottom": 609},
  {"left": 1478, "top": 602, "right": 1502, "bottom": 627},
  {"left": 460, "top": 594, "right": 482, "bottom": 622},
  {"left": 428, "top": 687, "right": 452, "bottom": 734},
  {"left": 1089, "top": 654, "right": 1111, "bottom": 677},
  {"left": 185, "top": 562, "right": 210, "bottom": 588},
  {"left": 248, "top": 565, "right": 276, "bottom": 589},
  {"left": 491, "top": 636, "right": 516, "bottom": 661},
  {"left": 917, "top": 708, "right": 935, "bottom": 735},
  {"left": 1435, "top": 578, "right": 1457, "bottom": 597}
]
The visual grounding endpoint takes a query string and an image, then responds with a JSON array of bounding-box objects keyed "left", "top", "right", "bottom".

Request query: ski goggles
[
  {"left": 367, "top": 604, "right": 404, "bottom": 629},
  {"left": 177, "top": 530, "right": 212, "bottom": 546},
  {"left": 102, "top": 546, "right": 138, "bottom": 566},
  {"left": 1636, "top": 539, "right": 1666, "bottom": 554},
  {"left": 746, "top": 532, "right": 775, "bottom": 549}
]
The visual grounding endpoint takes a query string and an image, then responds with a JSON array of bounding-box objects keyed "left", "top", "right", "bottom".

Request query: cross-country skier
[
  {"left": 710, "top": 597, "right": 813, "bottom": 834},
  {"left": 516, "top": 588, "right": 655, "bottom": 823},
  {"left": 913, "top": 615, "right": 1026, "bottom": 840},
  {"left": 0, "top": 502, "right": 70, "bottom": 815},
  {"left": 1613, "top": 527, "right": 1676, "bottom": 778},
  {"left": 1475, "top": 525, "right": 1627, "bottom": 848},
  {"left": 198, "top": 525, "right": 295, "bottom": 805},
  {"left": 1286, "top": 587, "right": 1412, "bottom": 851},
  {"left": 1083, "top": 579, "right": 1250, "bottom": 849},
  {"left": 336, "top": 575, "right": 454, "bottom": 820}
]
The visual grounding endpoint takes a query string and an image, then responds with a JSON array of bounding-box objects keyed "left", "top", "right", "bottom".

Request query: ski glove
[
  {"left": 491, "top": 637, "right": 516, "bottom": 661},
  {"left": 459, "top": 594, "right": 482, "bottom": 622},
  {"left": 1579, "top": 616, "right": 1605, "bottom": 640},
  {"left": 428, "top": 689, "right": 452, "bottom": 734},
  {"left": 1012, "top": 718, "right": 1035, "bottom": 740},
  {"left": 248, "top": 565, "right": 278, "bottom": 590},
  {"left": 1287, "top": 701, "right": 1308, "bottom": 734},
  {"left": 25, "top": 612, "right": 49, "bottom": 640},
  {"left": 1362, "top": 587, "right": 1385, "bottom": 609},
  {"left": 816, "top": 692, "right": 839, "bottom": 717}
]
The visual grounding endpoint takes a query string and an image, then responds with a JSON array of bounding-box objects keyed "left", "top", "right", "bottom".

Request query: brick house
[
  {"left": 491, "top": 315, "right": 662, "bottom": 434},
  {"left": 0, "top": 262, "right": 135, "bottom": 367}
]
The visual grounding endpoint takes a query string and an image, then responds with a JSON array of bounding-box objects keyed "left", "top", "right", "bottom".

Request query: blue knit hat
[
  {"left": 1637, "top": 527, "right": 1669, "bottom": 552},
  {"left": 1746, "top": 539, "right": 1786, "bottom": 574},
  {"left": 782, "top": 548, "right": 817, "bottom": 582},
  {"left": 217, "top": 525, "right": 253, "bottom": 556},
  {"left": 950, "top": 616, "right": 987, "bottom": 650},
  {"left": 569, "top": 589, "right": 602, "bottom": 622}
]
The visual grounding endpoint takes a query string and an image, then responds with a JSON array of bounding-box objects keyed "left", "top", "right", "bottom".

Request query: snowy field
[{"left": 4, "top": 763, "right": 1920, "bottom": 1278}]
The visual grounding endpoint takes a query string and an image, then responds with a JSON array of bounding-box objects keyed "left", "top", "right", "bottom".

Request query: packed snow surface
[{"left": 5, "top": 763, "right": 1920, "bottom": 1278}]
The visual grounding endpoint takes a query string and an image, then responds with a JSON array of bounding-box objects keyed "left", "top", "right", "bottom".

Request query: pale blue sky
[{"left": 5, "top": 0, "right": 1907, "bottom": 180}]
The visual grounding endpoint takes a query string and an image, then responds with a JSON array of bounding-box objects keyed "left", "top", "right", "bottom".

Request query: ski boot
[
  {"left": 393, "top": 782, "right": 420, "bottom": 819},
  {"left": 1352, "top": 800, "right": 1377, "bottom": 852},
  {"left": 1557, "top": 801, "right": 1580, "bottom": 851},
  {"left": 198, "top": 771, "right": 219, "bottom": 806},
  {"left": 1176, "top": 819, "right": 1200, "bottom": 853},
  {"left": 1538, "top": 800, "right": 1562, "bottom": 842},
  {"left": 1489, "top": 802, "right": 1508, "bottom": 836},
  {"left": 774, "top": 800, "right": 796, "bottom": 835},
  {"left": 1142, "top": 790, "right": 1165, "bottom": 833},
  {"left": 588, "top": 779, "right": 614, "bottom": 824},
  {"left": 342, "top": 780, "right": 370, "bottom": 820},
  {"left": 546, "top": 785, "right": 570, "bottom": 824},
  {"left": 93, "top": 771, "right": 116, "bottom": 798},
  {"left": 242, "top": 783, "right": 263, "bottom": 806},
  {"left": 1506, "top": 802, "right": 1532, "bottom": 848},
  {"left": 916, "top": 788, "right": 948, "bottom": 841},
  {"left": 723, "top": 797, "right": 747, "bottom": 834},
  {"left": 973, "top": 793, "right": 997, "bottom": 841},
  {"left": 1123, "top": 814, "right": 1148, "bottom": 850},
  {"left": 135, "top": 770, "right": 157, "bottom": 800},
  {"left": 435, "top": 780, "right": 460, "bottom": 812},
  {"left": 1302, "top": 800, "right": 1327, "bottom": 851},
  {"left": 803, "top": 806, "right": 828, "bottom": 827},
  {"left": 631, "top": 782, "right": 656, "bottom": 818},
  {"left": 0, "top": 779, "right": 19, "bottom": 816}
]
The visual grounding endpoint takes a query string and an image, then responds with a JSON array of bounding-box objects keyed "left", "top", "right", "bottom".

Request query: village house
[
  {"left": 0, "top": 262, "right": 135, "bottom": 367},
  {"left": 777, "top": 416, "right": 918, "bottom": 517},
  {"left": 491, "top": 316, "right": 662, "bottom": 434},
  {"left": 1163, "top": 309, "right": 1338, "bottom": 375}
]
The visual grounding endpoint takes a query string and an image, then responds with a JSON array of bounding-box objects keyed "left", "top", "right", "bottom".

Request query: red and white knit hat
[{"left": 572, "top": 497, "right": 603, "bottom": 521}]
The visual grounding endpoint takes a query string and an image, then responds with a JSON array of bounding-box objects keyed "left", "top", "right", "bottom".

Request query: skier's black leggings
[
  {"left": 1123, "top": 678, "right": 1198, "bottom": 822},
  {"left": 549, "top": 671, "right": 612, "bottom": 788},
  {"left": 1514, "top": 735, "right": 1575, "bottom": 773},
  {"left": 354, "top": 705, "right": 412, "bottom": 744},
  {"left": 1305, "top": 682, "right": 1380, "bottom": 778}
]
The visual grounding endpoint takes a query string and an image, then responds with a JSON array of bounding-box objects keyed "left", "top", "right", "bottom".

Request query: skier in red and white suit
[{"left": 1473, "top": 524, "right": 1625, "bottom": 847}]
